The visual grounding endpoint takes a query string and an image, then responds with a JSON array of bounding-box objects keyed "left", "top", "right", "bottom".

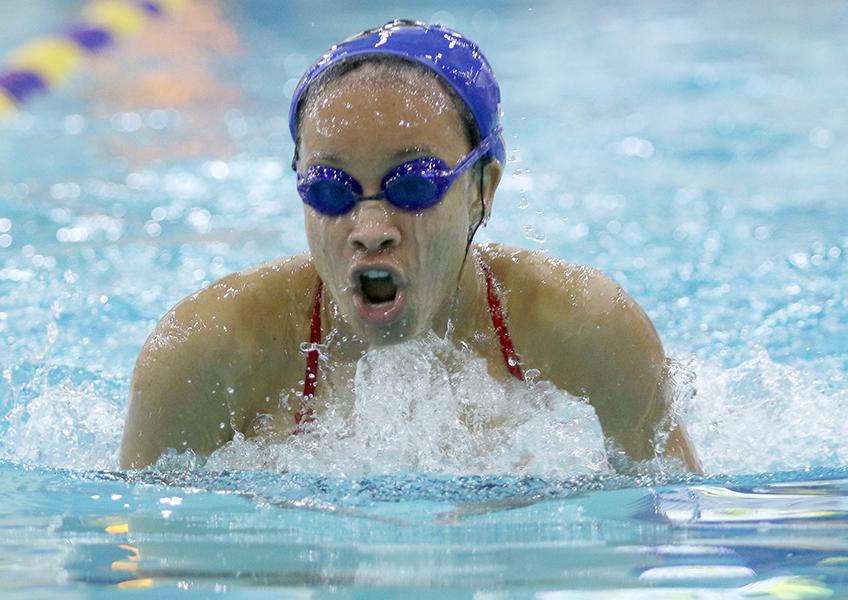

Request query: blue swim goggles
[{"left": 297, "top": 127, "right": 501, "bottom": 217}]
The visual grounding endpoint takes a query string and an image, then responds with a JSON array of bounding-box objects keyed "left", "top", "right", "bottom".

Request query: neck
[{"left": 431, "top": 245, "right": 487, "bottom": 341}]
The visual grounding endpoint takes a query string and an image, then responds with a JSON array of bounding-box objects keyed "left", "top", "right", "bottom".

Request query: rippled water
[{"left": 1, "top": 0, "right": 847, "bottom": 596}]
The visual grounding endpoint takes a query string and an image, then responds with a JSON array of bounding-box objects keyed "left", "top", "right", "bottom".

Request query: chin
[
  {"left": 357, "top": 320, "right": 417, "bottom": 347},
  {"left": 349, "top": 309, "right": 426, "bottom": 348}
]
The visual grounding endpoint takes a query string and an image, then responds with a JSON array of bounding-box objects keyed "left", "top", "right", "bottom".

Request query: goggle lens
[
  {"left": 384, "top": 174, "right": 440, "bottom": 210},
  {"left": 305, "top": 179, "right": 356, "bottom": 216}
]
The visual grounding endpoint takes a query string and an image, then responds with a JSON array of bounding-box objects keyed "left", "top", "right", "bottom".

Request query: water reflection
[{"left": 32, "top": 468, "right": 846, "bottom": 595}]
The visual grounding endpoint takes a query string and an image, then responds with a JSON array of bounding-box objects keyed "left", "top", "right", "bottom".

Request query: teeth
[
  {"left": 363, "top": 270, "right": 391, "bottom": 280},
  {"left": 358, "top": 269, "right": 398, "bottom": 304}
]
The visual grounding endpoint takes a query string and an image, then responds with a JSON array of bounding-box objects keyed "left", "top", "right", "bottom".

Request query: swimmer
[{"left": 120, "top": 20, "right": 701, "bottom": 472}]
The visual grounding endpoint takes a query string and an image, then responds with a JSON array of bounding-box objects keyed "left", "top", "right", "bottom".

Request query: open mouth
[
  {"left": 350, "top": 266, "right": 407, "bottom": 327},
  {"left": 359, "top": 269, "right": 399, "bottom": 304}
]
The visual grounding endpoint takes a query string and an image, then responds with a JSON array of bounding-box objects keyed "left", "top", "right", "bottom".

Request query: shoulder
[
  {"left": 122, "top": 252, "right": 319, "bottom": 467},
  {"left": 138, "top": 252, "right": 317, "bottom": 372},
  {"left": 476, "top": 242, "right": 623, "bottom": 332},
  {"left": 477, "top": 243, "right": 663, "bottom": 389}
]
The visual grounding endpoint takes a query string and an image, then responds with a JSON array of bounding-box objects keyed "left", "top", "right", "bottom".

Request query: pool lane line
[{"left": 0, "top": 0, "right": 191, "bottom": 121}]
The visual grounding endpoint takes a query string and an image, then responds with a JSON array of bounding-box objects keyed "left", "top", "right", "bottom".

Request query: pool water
[{"left": 1, "top": 0, "right": 847, "bottom": 597}]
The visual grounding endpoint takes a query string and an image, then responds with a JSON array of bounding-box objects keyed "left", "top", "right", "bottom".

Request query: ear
[
  {"left": 468, "top": 159, "right": 503, "bottom": 230},
  {"left": 479, "top": 158, "right": 503, "bottom": 224}
]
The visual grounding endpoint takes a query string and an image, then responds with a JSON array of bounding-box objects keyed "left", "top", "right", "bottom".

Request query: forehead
[{"left": 298, "top": 67, "right": 470, "bottom": 168}]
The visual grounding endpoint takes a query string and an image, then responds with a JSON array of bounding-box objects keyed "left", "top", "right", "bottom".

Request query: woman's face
[{"left": 297, "top": 66, "right": 481, "bottom": 345}]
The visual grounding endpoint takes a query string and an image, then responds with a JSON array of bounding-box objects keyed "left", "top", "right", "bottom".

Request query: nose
[{"left": 347, "top": 201, "right": 401, "bottom": 252}]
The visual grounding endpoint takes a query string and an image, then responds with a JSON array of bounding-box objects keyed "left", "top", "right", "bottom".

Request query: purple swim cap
[{"left": 288, "top": 19, "right": 505, "bottom": 166}]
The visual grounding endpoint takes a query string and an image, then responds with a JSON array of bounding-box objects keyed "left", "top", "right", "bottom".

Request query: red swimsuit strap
[
  {"left": 295, "top": 261, "right": 524, "bottom": 426},
  {"left": 295, "top": 280, "right": 322, "bottom": 427},
  {"left": 477, "top": 258, "right": 525, "bottom": 381}
]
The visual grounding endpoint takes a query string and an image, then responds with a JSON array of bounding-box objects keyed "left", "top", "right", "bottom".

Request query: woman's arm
[
  {"left": 120, "top": 290, "right": 246, "bottom": 469},
  {"left": 507, "top": 254, "right": 701, "bottom": 471}
]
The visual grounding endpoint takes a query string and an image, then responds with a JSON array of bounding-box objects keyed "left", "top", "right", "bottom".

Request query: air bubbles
[
  {"left": 111, "top": 111, "right": 143, "bottom": 133},
  {"left": 788, "top": 252, "right": 809, "bottom": 270},
  {"left": 471, "top": 9, "right": 499, "bottom": 33},
  {"left": 720, "top": 203, "right": 736, "bottom": 220},
  {"left": 30, "top": 254, "right": 56, "bottom": 269},
  {"left": 146, "top": 108, "right": 171, "bottom": 130},
  {"left": 0, "top": 234, "right": 11, "bottom": 248},
  {"left": 126, "top": 171, "right": 158, "bottom": 190},
  {"left": 429, "top": 10, "right": 456, "bottom": 28},
  {"left": 12, "top": 183, "right": 29, "bottom": 199},
  {"left": 50, "top": 182, "right": 81, "bottom": 200},
  {"left": 8, "top": 111, "right": 33, "bottom": 132},
  {"left": 255, "top": 158, "right": 283, "bottom": 181},
  {"left": 203, "top": 160, "right": 230, "bottom": 180},
  {"left": 617, "top": 136, "right": 655, "bottom": 159},
  {"left": 809, "top": 127, "right": 834, "bottom": 149},
  {"left": 46, "top": 322, "right": 59, "bottom": 345},
  {"left": 63, "top": 114, "right": 86, "bottom": 135},
  {"left": 186, "top": 207, "right": 212, "bottom": 233},
  {"left": 568, "top": 223, "right": 589, "bottom": 241},
  {"left": 523, "top": 225, "right": 546, "bottom": 244},
  {"left": 144, "top": 221, "right": 162, "bottom": 238},
  {"left": 56, "top": 227, "right": 88, "bottom": 243},
  {"left": 164, "top": 172, "right": 207, "bottom": 201},
  {"left": 703, "top": 232, "right": 721, "bottom": 253},
  {"left": 0, "top": 218, "right": 10, "bottom": 233}
]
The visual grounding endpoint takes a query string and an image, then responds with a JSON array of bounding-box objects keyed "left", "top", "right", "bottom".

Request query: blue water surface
[{"left": 1, "top": 0, "right": 847, "bottom": 596}]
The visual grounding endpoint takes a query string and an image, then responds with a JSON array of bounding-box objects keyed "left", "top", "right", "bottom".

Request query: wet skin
[{"left": 120, "top": 69, "right": 700, "bottom": 471}]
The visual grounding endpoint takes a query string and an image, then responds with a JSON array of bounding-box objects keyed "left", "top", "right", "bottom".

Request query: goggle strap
[{"left": 449, "top": 127, "right": 501, "bottom": 180}]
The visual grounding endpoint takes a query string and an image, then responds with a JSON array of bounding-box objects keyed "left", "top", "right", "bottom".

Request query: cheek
[
  {"left": 433, "top": 184, "right": 474, "bottom": 242},
  {"left": 304, "top": 211, "right": 344, "bottom": 271},
  {"left": 408, "top": 190, "right": 472, "bottom": 264},
  {"left": 303, "top": 211, "right": 324, "bottom": 253}
]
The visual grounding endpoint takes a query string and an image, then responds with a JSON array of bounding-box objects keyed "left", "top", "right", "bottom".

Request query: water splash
[
  {"left": 206, "top": 334, "right": 611, "bottom": 478},
  {"left": 0, "top": 365, "right": 124, "bottom": 471},
  {"left": 679, "top": 349, "right": 848, "bottom": 474},
  {"left": 1, "top": 342, "right": 846, "bottom": 478}
]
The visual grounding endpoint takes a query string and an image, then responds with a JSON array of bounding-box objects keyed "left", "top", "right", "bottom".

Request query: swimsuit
[{"left": 294, "top": 258, "right": 524, "bottom": 427}]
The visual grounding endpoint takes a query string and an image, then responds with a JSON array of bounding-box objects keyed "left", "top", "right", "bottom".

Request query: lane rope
[{"left": 0, "top": 0, "right": 191, "bottom": 120}]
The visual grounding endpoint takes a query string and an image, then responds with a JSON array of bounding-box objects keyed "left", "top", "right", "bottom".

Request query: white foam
[
  {"left": 3, "top": 340, "right": 846, "bottom": 478},
  {"left": 677, "top": 349, "right": 848, "bottom": 474},
  {"left": 1, "top": 374, "right": 123, "bottom": 471},
  {"left": 206, "top": 334, "right": 611, "bottom": 478}
]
